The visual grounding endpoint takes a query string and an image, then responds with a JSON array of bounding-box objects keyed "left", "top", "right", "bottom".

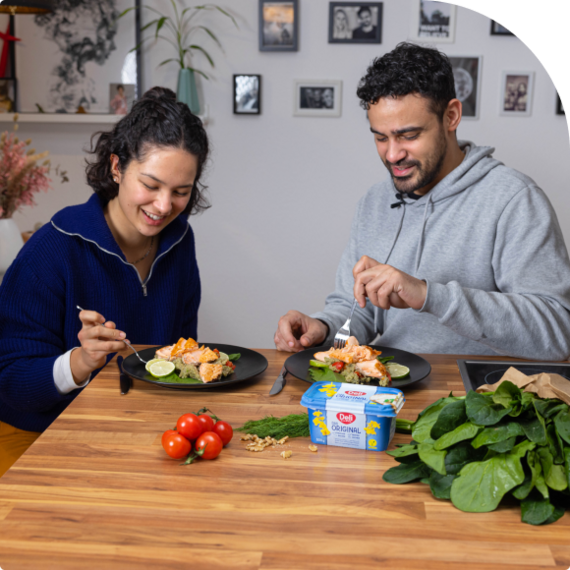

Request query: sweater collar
[{"left": 51, "top": 193, "right": 188, "bottom": 260}]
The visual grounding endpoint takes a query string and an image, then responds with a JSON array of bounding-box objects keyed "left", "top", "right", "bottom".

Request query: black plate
[
  {"left": 122, "top": 344, "right": 268, "bottom": 390},
  {"left": 457, "top": 360, "right": 570, "bottom": 392},
  {"left": 284, "top": 344, "right": 431, "bottom": 389}
]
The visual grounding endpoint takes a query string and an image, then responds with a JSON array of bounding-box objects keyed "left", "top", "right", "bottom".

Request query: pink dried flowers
[{"left": 0, "top": 113, "right": 66, "bottom": 219}]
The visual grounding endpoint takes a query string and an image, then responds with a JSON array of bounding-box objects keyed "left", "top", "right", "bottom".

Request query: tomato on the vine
[
  {"left": 162, "top": 432, "right": 191, "bottom": 459},
  {"left": 195, "top": 431, "right": 223, "bottom": 460},
  {"left": 161, "top": 429, "right": 177, "bottom": 448},
  {"left": 197, "top": 413, "right": 215, "bottom": 433},
  {"left": 213, "top": 420, "right": 233, "bottom": 446},
  {"left": 176, "top": 413, "right": 202, "bottom": 441}
]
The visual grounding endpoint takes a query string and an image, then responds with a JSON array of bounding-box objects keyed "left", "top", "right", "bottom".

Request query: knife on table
[
  {"left": 117, "top": 355, "right": 132, "bottom": 395},
  {"left": 269, "top": 366, "right": 288, "bottom": 396}
]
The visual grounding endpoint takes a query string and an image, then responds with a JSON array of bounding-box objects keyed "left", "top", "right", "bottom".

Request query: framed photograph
[
  {"left": 490, "top": 20, "right": 514, "bottom": 36},
  {"left": 448, "top": 56, "right": 481, "bottom": 120},
  {"left": 556, "top": 94, "right": 565, "bottom": 115},
  {"left": 259, "top": 0, "right": 298, "bottom": 51},
  {"left": 410, "top": 0, "right": 456, "bottom": 44},
  {"left": 328, "top": 2, "right": 383, "bottom": 44},
  {"left": 500, "top": 72, "right": 534, "bottom": 117},
  {"left": 0, "top": 78, "right": 17, "bottom": 113},
  {"left": 294, "top": 80, "right": 342, "bottom": 117},
  {"left": 109, "top": 83, "right": 135, "bottom": 115},
  {"left": 14, "top": 0, "right": 141, "bottom": 114},
  {"left": 234, "top": 75, "right": 261, "bottom": 115}
]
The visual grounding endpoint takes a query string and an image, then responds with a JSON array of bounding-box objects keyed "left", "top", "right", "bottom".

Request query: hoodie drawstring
[{"left": 414, "top": 193, "right": 433, "bottom": 274}]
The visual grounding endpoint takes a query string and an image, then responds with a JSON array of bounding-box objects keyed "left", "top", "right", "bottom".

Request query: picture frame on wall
[
  {"left": 448, "top": 56, "right": 481, "bottom": 120},
  {"left": 0, "top": 78, "right": 17, "bottom": 113},
  {"left": 557, "top": 94, "right": 565, "bottom": 115},
  {"left": 500, "top": 71, "right": 534, "bottom": 117},
  {"left": 328, "top": 2, "right": 383, "bottom": 44},
  {"left": 14, "top": 0, "right": 141, "bottom": 114},
  {"left": 490, "top": 20, "right": 514, "bottom": 36},
  {"left": 409, "top": 0, "right": 456, "bottom": 44},
  {"left": 294, "top": 80, "right": 342, "bottom": 117},
  {"left": 259, "top": 0, "right": 299, "bottom": 52},
  {"left": 234, "top": 75, "right": 261, "bottom": 115}
]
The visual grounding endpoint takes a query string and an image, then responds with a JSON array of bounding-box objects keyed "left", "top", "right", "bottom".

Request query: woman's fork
[
  {"left": 333, "top": 299, "right": 357, "bottom": 350},
  {"left": 76, "top": 305, "right": 147, "bottom": 364}
]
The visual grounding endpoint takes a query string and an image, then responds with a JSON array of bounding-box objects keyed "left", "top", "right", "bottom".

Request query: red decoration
[{"left": 0, "top": 23, "right": 20, "bottom": 78}]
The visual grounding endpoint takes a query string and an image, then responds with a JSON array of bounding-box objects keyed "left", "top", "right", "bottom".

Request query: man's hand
[
  {"left": 274, "top": 310, "right": 328, "bottom": 352},
  {"left": 353, "top": 255, "right": 427, "bottom": 310},
  {"left": 71, "top": 309, "right": 127, "bottom": 384}
]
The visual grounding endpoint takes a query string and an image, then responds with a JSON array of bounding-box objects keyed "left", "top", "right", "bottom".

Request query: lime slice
[
  {"left": 310, "top": 360, "right": 328, "bottom": 368},
  {"left": 145, "top": 358, "right": 165, "bottom": 373},
  {"left": 386, "top": 363, "right": 410, "bottom": 379},
  {"left": 148, "top": 360, "right": 176, "bottom": 378}
]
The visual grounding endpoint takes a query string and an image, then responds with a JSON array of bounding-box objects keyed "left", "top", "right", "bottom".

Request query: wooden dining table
[{"left": 0, "top": 348, "right": 568, "bottom": 569}]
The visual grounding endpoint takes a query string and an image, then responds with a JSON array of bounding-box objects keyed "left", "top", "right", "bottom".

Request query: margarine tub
[{"left": 300, "top": 381, "right": 405, "bottom": 451}]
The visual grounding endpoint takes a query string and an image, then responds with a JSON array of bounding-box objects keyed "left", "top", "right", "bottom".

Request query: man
[
  {"left": 352, "top": 6, "right": 377, "bottom": 40},
  {"left": 274, "top": 42, "right": 570, "bottom": 361}
]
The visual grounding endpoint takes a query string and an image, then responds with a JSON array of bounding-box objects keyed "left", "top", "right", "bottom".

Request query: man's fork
[{"left": 333, "top": 299, "right": 357, "bottom": 350}]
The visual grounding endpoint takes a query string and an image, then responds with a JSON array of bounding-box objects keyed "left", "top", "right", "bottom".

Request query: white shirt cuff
[{"left": 53, "top": 348, "right": 91, "bottom": 395}]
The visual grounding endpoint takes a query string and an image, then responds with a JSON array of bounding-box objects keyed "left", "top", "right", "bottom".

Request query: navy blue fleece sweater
[{"left": 0, "top": 194, "right": 201, "bottom": 432}]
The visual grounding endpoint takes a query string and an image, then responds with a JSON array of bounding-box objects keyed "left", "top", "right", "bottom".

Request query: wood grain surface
[{"left": 0, "top": 348, "right": 568, "bottom": 569}]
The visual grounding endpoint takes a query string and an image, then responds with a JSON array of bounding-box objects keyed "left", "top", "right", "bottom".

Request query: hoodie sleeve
[
  {"left": 420, "top": 185, "right": 570, "bottom": 360},
  {"left": 311, "top": 198, "right": 378, "bottom": 346},
  {"left": 0, "top": 253, "right": 77, "bottom": 413}
]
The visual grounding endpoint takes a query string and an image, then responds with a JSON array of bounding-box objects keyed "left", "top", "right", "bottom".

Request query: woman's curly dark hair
[
  {"left": 356, "top": 42, "right": 456, "bottom": 119},
  {"left": 86, "top": 86, "right": 210, "bottom": 216}
]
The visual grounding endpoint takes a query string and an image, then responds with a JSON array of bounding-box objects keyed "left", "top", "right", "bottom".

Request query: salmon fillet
[{"left": 199, "top": 363, "right": 223, "bottom": 383}]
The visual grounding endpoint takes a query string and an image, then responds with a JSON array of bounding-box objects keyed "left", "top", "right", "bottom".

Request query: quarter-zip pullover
[{"left": 0, "top": 194, "right": 201, "bottom": 432}]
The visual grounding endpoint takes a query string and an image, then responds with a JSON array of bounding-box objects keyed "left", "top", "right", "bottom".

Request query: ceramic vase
[
  {"left": 0, "top": 217, "right": 23, "bottom": 280},
  {"left": 176, "top": 68, "right": 201, "bottom": 115}
]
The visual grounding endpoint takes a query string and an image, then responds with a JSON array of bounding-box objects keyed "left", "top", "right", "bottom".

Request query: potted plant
[{"left": 120, "top": 1, "right": 238, "bottom": 114}]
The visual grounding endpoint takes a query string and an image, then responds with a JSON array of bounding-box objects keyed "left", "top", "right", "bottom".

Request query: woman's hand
[{"left": 70, "top": 309, "right": 127, "bottom": 384}]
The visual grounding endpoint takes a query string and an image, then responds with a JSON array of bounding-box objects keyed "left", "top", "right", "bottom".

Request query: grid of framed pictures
[
  {"left": 259, "top": 0, "right": 298, "bottom": 51},
  {"left": 293, "top": 80, "right": 342, "bottom": 117},
  {"left": 409, "top": 0, "right": 456, "bottom": 44},
  {"left": 490, "top": 20, "right": 514, "bottom": 36},
  {"left": 449, "top": 56, "right": 481, "bottom": 120},
  {"left": 500, "top": 71, "right": 534, "bottom": 117},
  {"left": 328, "top": 2, "right": 383, "bottom": 44},
  {"left": 234, "top": 75, "right": 261, "bottom": 115}
]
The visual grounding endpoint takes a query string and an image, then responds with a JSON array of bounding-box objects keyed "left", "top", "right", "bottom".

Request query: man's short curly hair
[{"left": 356, "top": 42, "right": 456, "bottom": 119}]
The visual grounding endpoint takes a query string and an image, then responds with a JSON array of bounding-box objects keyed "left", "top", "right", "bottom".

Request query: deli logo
[
  {"left": 345, "top": 391, "right": 366, "bottom": 396},
  {"left": 336, "top": 412, "right": 356, "bottom": 424}
]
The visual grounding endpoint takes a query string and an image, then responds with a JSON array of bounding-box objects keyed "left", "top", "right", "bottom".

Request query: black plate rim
[
  {"left": 284, "top": 344, "right": 432, "bottom": 389},
  {"left": 122, "top": 343, "right": 268, "bottom": 390}
]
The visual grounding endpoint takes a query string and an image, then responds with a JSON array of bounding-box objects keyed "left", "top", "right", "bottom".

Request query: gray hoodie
[{"left": 312, "top": 141, "right": 570, "bottom": 360}]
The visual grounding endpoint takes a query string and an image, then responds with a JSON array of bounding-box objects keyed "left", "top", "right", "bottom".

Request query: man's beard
[{"left": 384, "top": 133, "right": 447, "bottom": 194}]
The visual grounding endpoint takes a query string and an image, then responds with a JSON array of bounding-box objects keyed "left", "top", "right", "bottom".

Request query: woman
[
  {"left": 0, "top": 87, "right": 209, "bottom": 476},
  {"left": 333, "top": 9, "right": 352, "bottom": 40}
]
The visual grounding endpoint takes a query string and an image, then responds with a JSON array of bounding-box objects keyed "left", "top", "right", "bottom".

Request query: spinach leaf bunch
[{"left": 384, "top": 382, "right": 570, "bottom": 525}]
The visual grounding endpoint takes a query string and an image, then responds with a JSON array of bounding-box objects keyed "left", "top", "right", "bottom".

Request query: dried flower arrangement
[{"left": 0, "top": 114, "right": 67, "bottom": 219}]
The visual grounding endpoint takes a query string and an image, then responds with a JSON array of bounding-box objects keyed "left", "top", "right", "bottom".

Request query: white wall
[{"left": 6, "top": 0, "right": 570, "bottom": 348}]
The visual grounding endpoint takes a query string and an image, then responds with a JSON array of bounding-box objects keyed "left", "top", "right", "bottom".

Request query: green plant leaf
[
  {"left": 386, "top": 444, "right": 418, "bottom": 458},
  {"left": 450, "top": 440, "right": 534, "bottom": 513},
  {"left": 155, "top": 16, "right": 168, "bottom": 38},
  {"left": 543, "top": 504, "right": 566, "bottom": 525},
  {"left": 534, "top": 400, "right": 567, "bottom": 420},
  {"left": 521, "top": 496, "right": 555, "bottom": 525},
  {"left": 537, "top": 447, "right": 568, "bottom": 491},
  {"left": 564, "top": 447, "right": 570, "bottom": 491},
  {"left": 471, "top": 421, "right": 525, "bottom": 449},
  {"left": 444, "top": 441, "right": 487, "bottom": 475},
  {"left": 117, "top": 6, "right": 136, "bottom": 18},
  {"left": 429, "top": 471, "right": 456, "bottom": 500},
  {"left": 158, "top": 58, "right": 178, "bottom": 67},
  {"left": 492, "top": 380, "right": 521, "bottom": 408},
  {"left": 488, "top": 436, "right": 517, "bottom": 453},
  {"left": 554, "top": 410, "right": 570, "bottom": 445},
  {"left": 195, "top": 25, "right": 223, "bottom": 49},
  {"left": 520, "top": 415, "right": 547, "bottom": 446},
  {"left": 433, "top": 422, "right": 481, "bottom": 451},
  {"left": 141, "top": 18, "right": 159, "bottom": 32},
  {"left": 382, "top": 460, "right": 431, "bottom": 484},
  {"left": 466, "top": 390, "right": 513, "bottom": 426},
  {"left": 412, "top": 399, "right": 457, "bottom": 443},
  {"left": 547, "top": 423, "right": 565, "bottom": 465},
  {"left": 188, "top": 44, "right": 215, "bottom": 67},
  {"left": 430, "top": 400, "right": 467, "bottom": 440},
  {"left": 418, "top": 441, "right": 447, "bottom": 475}
]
